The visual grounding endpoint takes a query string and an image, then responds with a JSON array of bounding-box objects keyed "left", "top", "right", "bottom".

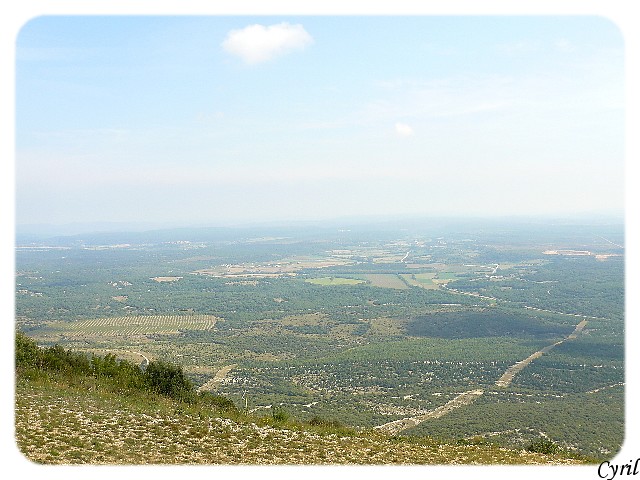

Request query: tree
[{"left": 144, "top": 360, "right": 193, "bottom": 401}]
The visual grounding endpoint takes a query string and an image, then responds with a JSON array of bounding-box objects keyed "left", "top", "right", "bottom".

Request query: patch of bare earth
[
  {"left": 197, "top": 364, "right": 238, "bottom": 393},
  {"left": 151, "top": 276, "right": 183, "bottom": 283}
]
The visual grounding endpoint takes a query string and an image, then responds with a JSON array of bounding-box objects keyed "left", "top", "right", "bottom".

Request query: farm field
[
  {"left": 305, "top": 277, "right": 365, "bottom": 286},
  {"left": 401, "top": 273, "right": 439, "bottom": 289},
  {"left": 359, "top": 273, "right": 409, "bottom": 289},
  {"left": 35, "top": 314, "right": 219, "bottom": 339},
  {"left": 15, "top": 218, "right": 625, "bottom": 460}
]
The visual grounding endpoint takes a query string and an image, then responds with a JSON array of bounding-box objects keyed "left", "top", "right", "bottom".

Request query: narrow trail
[
  {"left": 587, "top": 382, "right": 624, "bottom": 394},
  {"left": 596, "top": 235, "right": 624, "bottom": 249},
  {"left": 131, "top": 350, "right": 150, "bottom": 368},
  {"left": 375, "top": 319, "right": 588, "bottom": 435},
  {"left": 197, "top": 364, "right": 237, "bottom": 393}
]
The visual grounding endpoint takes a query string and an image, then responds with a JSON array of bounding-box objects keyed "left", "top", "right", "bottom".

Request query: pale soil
[{"left": 197, "top": 364, "right": 238, "bottom": 393}]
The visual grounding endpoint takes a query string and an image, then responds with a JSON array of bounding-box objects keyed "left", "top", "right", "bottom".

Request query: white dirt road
[{"left": 375, "top": 319, "right": 588, "bottom": 435}]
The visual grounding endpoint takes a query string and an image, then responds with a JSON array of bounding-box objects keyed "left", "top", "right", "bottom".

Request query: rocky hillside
[{"left": 14, "top": 333, "right": 590, "bottom": 465}]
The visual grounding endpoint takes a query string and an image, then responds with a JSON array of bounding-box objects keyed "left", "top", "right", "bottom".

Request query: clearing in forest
[{"left": 375, "top": 389, "right": 484, "bottom": 435}]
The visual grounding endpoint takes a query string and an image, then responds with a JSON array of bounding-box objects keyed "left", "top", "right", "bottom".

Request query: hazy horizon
[
  {"left": 15, "top": 210, "right": 625, "bottom": 240},
  {"left": 15, "top": 16, "right": 624, "bottom": 227}
]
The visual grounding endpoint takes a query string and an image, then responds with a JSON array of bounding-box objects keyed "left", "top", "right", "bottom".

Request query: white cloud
[
  {"left": 222, "top": 22, "right": 313, "bottom": 65},
  {"left": 395, "top": 122, "right": 414, "bottom": 137}
]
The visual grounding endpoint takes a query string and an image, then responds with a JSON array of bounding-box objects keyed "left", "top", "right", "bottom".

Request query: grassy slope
[{"left": 15, "top": 374, "right": 589, "bottom": 465}]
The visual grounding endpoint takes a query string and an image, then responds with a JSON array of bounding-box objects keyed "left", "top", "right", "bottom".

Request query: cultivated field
[
  {"left": 400, "top": 273, "right": 439, "bottom": 289},
  {"left": 193, "top": 255, "right": 354, "bottom": 278},
  {"left": 361, "top": 274, "right": 408, "bottom": 289},
  {"left": 37, "top": 314, "right": 219, "bottom": 338},
  {"left": 151, "top": 276, "right": 183, "bottom": 283}
]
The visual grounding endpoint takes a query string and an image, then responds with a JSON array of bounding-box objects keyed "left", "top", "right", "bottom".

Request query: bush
[
  {"left": 271, "top": 406, "right": 290, "bottom": 424},
  {"left": 15, "top": 332, "right": 91, "bottom": 376},
  {"left": 198, "top": 391, "right": 239, "bottom": 414},
  {"left": 526, "top": 438, "right": 561, "bottom": 455},
  {"left": 144, "top": 360, "right": 194, "bottom": 401},
  {"left": 15, "top": 332, "right": 237, "bottom": 412},
  {"left": 15, "top": 332, "right": 41, "bottom": 369},
  {"left": 457, "top": 436, "right": 489, "bottom": 446},
  {"left": 308, "top": 416, "right": 344, "bottom": 429},
  {"left": 91, "top": 353, "right": 146, "bottom": 390}
]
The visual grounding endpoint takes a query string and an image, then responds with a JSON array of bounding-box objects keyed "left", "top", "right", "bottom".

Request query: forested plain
[{"left": 15, "top": 218, "right": 625, "bottom": 459}]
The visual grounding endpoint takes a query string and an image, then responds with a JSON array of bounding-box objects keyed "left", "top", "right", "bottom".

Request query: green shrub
[
  {"left": 143, "top": 360, "right": 194, "bottom": 402},
  {"left": 457, "top": 436, "right": 489, "bottom": 446},
  {"left": 308, "top": 416, "right": 344, "bottom": 429},
  {"left": 91, "top": 353, "right": 146, "bottom": 390},
  {"left": 15, "top": 332, "right": 91, "bottom": 376},
  {"left": 15, "top": 332, "right": 41, "bottom": 369},
  {"left": 15, "top": 332, "right": 237, "bottom": 411},
  {"left": 526, "top": 438, "right": 561, "bottom": 455},
  {"left": 198, "top": 391, "right": 239, "bottom": 414},
  {"left": 271, "top": 406, "right": 290, "bottom": 424}
]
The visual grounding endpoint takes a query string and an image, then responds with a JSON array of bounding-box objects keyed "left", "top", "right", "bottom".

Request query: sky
[{"left": 15, "top": 15, "right": 625, "bottom": 228}]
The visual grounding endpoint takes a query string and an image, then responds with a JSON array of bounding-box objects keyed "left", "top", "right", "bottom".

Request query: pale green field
[
  {"left": 400, "top": 273, "right": 439, "bottom": 289},
  {"left": 436, "top": 271, "right": 460, "bottom": 280},
  {"left": 305, "top": 277, "right": 365, "bottom": 286}
]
